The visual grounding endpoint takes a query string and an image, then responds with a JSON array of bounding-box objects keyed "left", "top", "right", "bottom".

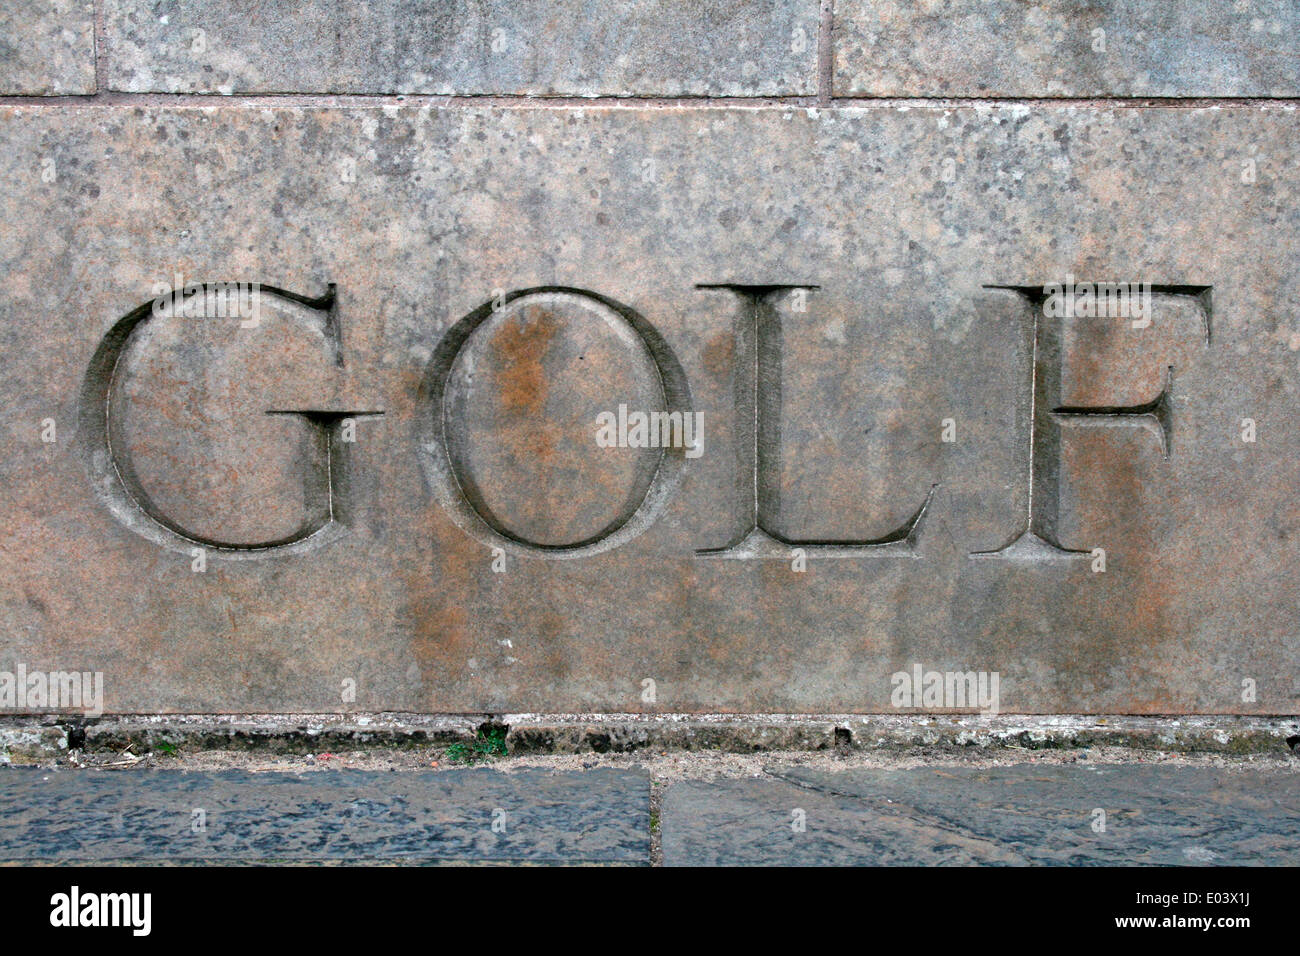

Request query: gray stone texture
[
  {"left": 834, "top": 0, "right": 1300, "bottom": 97},
  {"left": 101, "top": 0, "right": 820, "bottom": 95},
  {"left": 0, "top": 767, "right": 650, "bottom": 862},
  {"left": 0, "top": 0, "right": 96, "bottom": 95},
  {"left": 662, "top": 764, "right": 1300, "bottom": 865},
  {"left": 0, "top": 104, "right": 1298, "bottom": 714}
]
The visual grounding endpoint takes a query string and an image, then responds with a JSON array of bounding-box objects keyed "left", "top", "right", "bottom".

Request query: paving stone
[
  {"left": 834, "top": 0, "right": 1300, "bottom": 97},
  {"left": 661, "top": 764, "right": 1300, "bottom": 865},
  {"left": 0, "top": 105, "right": 1297, "bottom": 714},
  {"left": 0, "top": 0, "right": 96, "bottom": 95},
  {"left": 101, "top": 0, "right": 820, "bottom": 95},
  {"left": 0, "top": 767, "right": 650, "bottom": 863}
]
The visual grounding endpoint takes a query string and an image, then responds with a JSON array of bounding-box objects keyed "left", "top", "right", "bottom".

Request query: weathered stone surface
[
  {"left": 0, "top": 0, "right": 96, "bottom": 95},
  {"left": 0, "top": 767, "right": 650, "bottom": 863},
  {"left": 0, "top": 104, "right": 1298, "bottom": 714},
  {"left": 662, "top": 764, "right": 1300, "bottom": 865},
  {"left": 102, "top": 0, "right": 820, "bottom": 95},
  {"left": 835, "top": 0, "right": 1300, "bottom": 97}
]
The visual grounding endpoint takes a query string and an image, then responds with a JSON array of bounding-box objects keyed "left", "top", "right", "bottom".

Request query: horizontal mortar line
[
  {"left": 833, "top": 94, "right": 1300, "bottom": 107},
  {"left": 1, "top": 92, "right": 1299, "bottom": 109},
  {"left": 0, "top": 92, "right": 824, "bottom": 108}
]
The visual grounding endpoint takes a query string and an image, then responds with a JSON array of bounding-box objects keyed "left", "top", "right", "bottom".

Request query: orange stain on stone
[{"left": 494, "top": 306, "right": 559, "bottom": 462}]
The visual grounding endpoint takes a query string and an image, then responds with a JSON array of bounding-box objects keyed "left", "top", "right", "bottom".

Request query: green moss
[{"left": 445, "top": 725, "right": 508, "bottom": 764}]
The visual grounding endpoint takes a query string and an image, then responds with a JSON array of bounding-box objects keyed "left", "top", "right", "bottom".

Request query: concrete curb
[{"left": 3, "top": 713, "right": 1298, "bottom": 759}]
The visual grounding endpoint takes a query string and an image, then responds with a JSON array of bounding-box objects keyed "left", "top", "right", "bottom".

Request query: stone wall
[{"left": 1, "top": 1, "right": 1297, "bottom": 715}]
